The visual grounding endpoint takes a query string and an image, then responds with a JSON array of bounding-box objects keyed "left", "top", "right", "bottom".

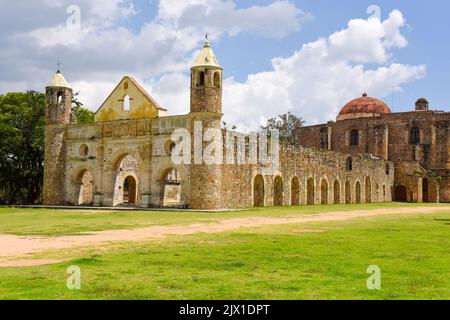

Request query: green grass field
[{"left": 0, "top": 203, "right": 450, "bottom": 300}]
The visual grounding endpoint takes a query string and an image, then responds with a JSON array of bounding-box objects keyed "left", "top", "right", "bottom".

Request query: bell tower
[
  {"left": 190, "top": 35, "right": 223, "bottom": 114},
  {"left": 43, "top": 68, "right": 73, "bottom": 205},
  {"left": 189, "top": 36, "right": 224, "bottom": 209}
]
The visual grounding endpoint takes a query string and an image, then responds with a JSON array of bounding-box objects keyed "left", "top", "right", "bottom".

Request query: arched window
[
  {"left": 410, "top": 127, "right": 420, "bottom": 145},
  {"left": 214, "top": 72, "right": 221, "bottom": 88},
  {"left": 199, "top": 71, "right": 205, "bottom": 86},
  {"left": 124, "top": 82, "right": 128, "bottom": 90},
  {"left": 320, "top": 127, "right": 328, "bottom": 149},
  {"left": 350, "top": 130, "right": 359, "bottom": 146},
  {"left": 57, "top": 92, "right": 63, "bottom": 104},
  {"left": 346, "top": 157, "right": 353, "bottom": 172},
  {"left": 385, "top": 163, "right": 390, "bottom": 175},
  {"left": 124, "top": 95, "right": 131, "bottom": 111}
]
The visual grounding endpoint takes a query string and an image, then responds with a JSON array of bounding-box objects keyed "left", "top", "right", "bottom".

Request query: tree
[
  {"left": 0, "top": 91, "right": 95, "bottom": 204},
  {"left": 0, "top": 91, "right": 45, "bottom": 204},
  {"left": 261, "top": 112, "right": 304, "bottom": 144},
  {"left": 72, "top": 92, "right": 95, "bottom": 124}
]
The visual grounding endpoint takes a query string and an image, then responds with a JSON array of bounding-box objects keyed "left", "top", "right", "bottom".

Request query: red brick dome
[{"left": 337, "top": 93, "right": 391, "bottom": 121}]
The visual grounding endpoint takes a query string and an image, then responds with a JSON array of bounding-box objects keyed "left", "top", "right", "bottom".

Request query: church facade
[{"left": 42, "top": 38, "right": 411, "bottom": 210}]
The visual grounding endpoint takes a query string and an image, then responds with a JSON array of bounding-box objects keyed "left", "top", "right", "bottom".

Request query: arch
[
  {"left": 395, "top": 185, "right": 407, "bottom": 202},
  {"left": 161, "top": 168, "right": 182, "bottom": 207},
  {"left": 123, "top": 95, "right": 131, "bottom": 111},
  {"left": 79, "top": 144, "right": 89, "bottom": 157},
  {"left": 214, "top": 72, "right": 221, "bottom": 88},
  {"left": 350, "top": 130, "right": 360, "bottom": 146},
  {"left": 333, "top": 180, "right": 341, "bottom": 204},
  {"left": 77, "top": 170, "right": 94, "bottom": 206},
  {"left": 123, "top": 176, "right": 137, "bottom": 204},
  {"left": 291, "top": 177, "right": 300, "bottom": 206},
  {"left": 253, "top": 175, "right": 265, "bottom": 207},
  {"left": 410, "top": 127, "right": 420, "bottom": 145},
  {"left": 321, "top": 179, "right": 329, "bottom": 205},
  {"left": 346, "top": 157, "right": 353, "bottom": 171},
  {"left": 57, "top": 92, "right": 63, "bottom": 104},
  {"left": 355, "top": 181, "right": 362, "bottom": 204},
  {"left": 422, "top": 178, "right": 429, "bottom": 203},
  {"left": 345, "top": 181, "right": 351, "bottom": 204},
  {"left": 365, "top": 177, "right": 372, "bottom": 203},
  {"left": 307, "top": 178, "right": 315, "bottom": 205},
  {"left": 113, "top": 154, "right": 140, "bottom": 207},
  {"left": 274, "top": 176, "right": 283, "bottom": 206},
  {"left": 385, "top": 163, "right": 390, "bottom": 175},
  {"left": 199, "top": 71, "right": 205, "bottom": 86}
]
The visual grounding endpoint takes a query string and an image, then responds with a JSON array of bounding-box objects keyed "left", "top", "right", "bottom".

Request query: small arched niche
[
  {"left": 79, "top": 144, "right": 89, "bottom": 157},
  {"left": 214, "top": 72, "right": 221, "bottom": 88}
]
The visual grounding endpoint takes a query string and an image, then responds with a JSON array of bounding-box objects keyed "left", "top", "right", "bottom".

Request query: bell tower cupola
[{"left": 190, "top": 34, "right": 223, "bottom": 114}]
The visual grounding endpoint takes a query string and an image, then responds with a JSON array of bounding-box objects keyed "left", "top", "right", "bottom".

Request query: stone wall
[
  {"left": 59, "top": 113, "right": 393, "bottom": 210},
  {"left": 296, "top": 110, "right": 450, "bottom": 203},
  {"left": 219, "top": 145, "right": 394, "bottom": 209}
]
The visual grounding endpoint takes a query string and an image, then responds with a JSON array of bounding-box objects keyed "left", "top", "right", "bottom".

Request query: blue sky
[{"left": 0, "top": 0, "right": 448, "bottom": 129}]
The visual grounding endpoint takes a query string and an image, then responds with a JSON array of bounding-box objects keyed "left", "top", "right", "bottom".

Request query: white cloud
[
  {"left": 0, "top": 0, "right": 309, "bottom": 110},
  {"left": 214, "top": 10, "right": 425, "bottom": 130},
  {"left": 172, "top": 0, "right": 312, "bottom": 38},
  {"left": 0, "top": 3, "right": 425, "bottom": 132}
]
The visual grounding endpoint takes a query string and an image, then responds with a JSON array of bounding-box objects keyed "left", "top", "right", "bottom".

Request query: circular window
[
  {"left": 165, "top": 140, "right": 176, "bottom": 156},
  {"left": 79, "top": 144, "right": 89, "bottom": 156}
]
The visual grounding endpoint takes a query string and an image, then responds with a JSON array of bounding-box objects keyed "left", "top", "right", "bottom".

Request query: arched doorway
[
  {"left": 113, "top": 154, "right": 139, "bottom": 207},
  {"left": 162, "top": 168, "right": 182, "bottom": 207},
  {"left": 345, "top": 181, "right": 351, "bottom": 204},
  {"left": 274, "top": 176, "right": 283, "bottom": 206},
  {"left": 78, "top": 170, "right": 94, "bottom": 206},
  {"left": 321, "top": 179, "right": 329, "bottom": 205},
  {"left": 355, "top": 182, "right": 362, "bottom": 204},
  {"left": 365, "top": 177, "right": 372, "bottom": 203},
  {"left": 291, "top": 177, "right": 300, "bottom": 206},
  {"left": 334, "top": 180, "right": 341, "bottom": 204},
  {"left": 254, "top": 175, "right": 265, "bottom": 207},
  {"left": 395, "top": 185, "right": 407, "bottom": 202},
  {"left": 307, "top": 178, "right": 315, "bottom": 205},
  {"left": 123, "top": 176, "right": 137, "bottom": 204},
  {"left": 422, "top": 178, "right": 429, "bottom": 203}
]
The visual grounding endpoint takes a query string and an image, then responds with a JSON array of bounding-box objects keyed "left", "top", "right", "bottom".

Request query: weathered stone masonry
[{"left": 43, "top": 39, "right": 398, "bottom": 209}]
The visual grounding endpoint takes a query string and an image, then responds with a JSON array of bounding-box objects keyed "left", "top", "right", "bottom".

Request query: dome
[
  {"left": 46, "top": 71, "right": 70, "bottom": 88},
  {"left": 337, "top": 93, "right": 391, "bottom": 121},
  {"left": 192, "top": 35, "right": 221, "bottom": 69}
]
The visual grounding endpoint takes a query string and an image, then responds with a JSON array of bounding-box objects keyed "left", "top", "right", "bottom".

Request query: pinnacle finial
[
  {"left": 56, "top": 60, "right": 62, "bottom": 73},
  {"left": 204, "top": 33, "right": 210, "bottom": 47}
]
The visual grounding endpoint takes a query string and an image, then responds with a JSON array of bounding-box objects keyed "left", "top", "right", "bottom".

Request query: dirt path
[{"left": 0, "top": 206, "right": 449, "bottom": 267}]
